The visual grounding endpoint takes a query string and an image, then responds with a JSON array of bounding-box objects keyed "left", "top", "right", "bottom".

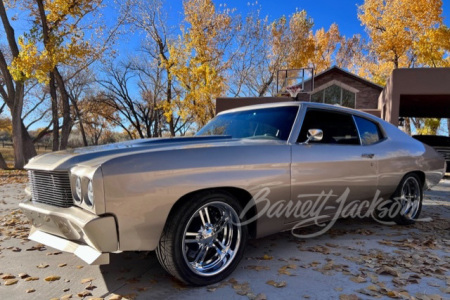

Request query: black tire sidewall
[
  {"left": 392, "top": 173, "right": 423, "bottom": 225},
  {"left": 170, "top": 191, "right": 248, "bottom": 286}
]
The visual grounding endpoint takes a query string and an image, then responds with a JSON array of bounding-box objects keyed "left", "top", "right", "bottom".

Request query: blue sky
[
  {"left": 114, "top": 0, "right": 450, "bottom": 57},
  {"left": 4, "top": 0, "right": 450, "bottom": 133}
]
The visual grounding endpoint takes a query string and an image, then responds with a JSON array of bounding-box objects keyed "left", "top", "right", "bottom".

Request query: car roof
[{"left": 218, "top": 101, "right": 382, "bottom": 122}]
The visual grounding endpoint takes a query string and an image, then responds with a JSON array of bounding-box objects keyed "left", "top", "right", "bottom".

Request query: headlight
[
  {"left": 75, "top": 177, "right": 82, "bottom": 202},
  {"left": 86, "top": 180, "right": 94, "bottom": 207}
]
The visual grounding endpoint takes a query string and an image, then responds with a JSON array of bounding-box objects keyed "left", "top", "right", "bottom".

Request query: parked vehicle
[
  {"left": 20, "top": 102, "right": 445, "bottom": 285},
  {"left": 413, "top": 135, "right": 450, "bottom": 172}
]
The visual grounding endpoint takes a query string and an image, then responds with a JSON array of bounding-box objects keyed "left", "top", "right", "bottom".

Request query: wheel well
[
  {"left": 408, "top": 171, "right": 426, "bottom": 188},
  {"left": 169, "top": 187, "right": 257, "bottom": 239}
]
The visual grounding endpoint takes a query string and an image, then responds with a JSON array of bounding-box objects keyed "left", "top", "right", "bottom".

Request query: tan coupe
[{"left": 20, "top": 102, "right": 445, "bottom": 285}]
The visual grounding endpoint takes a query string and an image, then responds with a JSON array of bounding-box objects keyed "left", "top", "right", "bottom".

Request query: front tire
[{"left": 156, "top": 191, "right": 248, "bottom": 286}]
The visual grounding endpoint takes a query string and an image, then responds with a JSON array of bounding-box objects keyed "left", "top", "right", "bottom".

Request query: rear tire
[
  {"left": 390, "top": 173, "right": 423, "bottom": 225},
  {"left": 156, "top": 191, "right": 248, "bottom": 286}
]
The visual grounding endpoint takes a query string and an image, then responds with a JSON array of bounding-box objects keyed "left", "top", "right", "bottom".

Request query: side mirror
[{"left": 303, "top": 129, "right": 323, "bottom": 144}]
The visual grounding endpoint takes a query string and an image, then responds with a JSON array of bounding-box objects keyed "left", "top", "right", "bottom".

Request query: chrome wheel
[
  {"left": 182, "top": 201, "right": 241, "bottom": 276},
  {"left": 399, "top": 176, "right": 421, "bottom": 220}
]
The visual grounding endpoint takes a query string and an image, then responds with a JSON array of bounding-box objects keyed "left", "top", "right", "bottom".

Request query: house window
[{"left": 311, "top": 84, "right": 356, "bottom": 108}]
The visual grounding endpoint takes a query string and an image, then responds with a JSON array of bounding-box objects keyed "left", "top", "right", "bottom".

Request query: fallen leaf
[
  {"left": 350, "top": 276, "right": 367, "bottom": 283},
  {"left": 367, "top": 285, "right": 379, "bottom": 292},
  {"left": 245, "top": 265, "right": 270, "bottom": 271},
  {"left": 58, "top": 263, "right": 67, "bottom": 268},
  {"left": 376, "top": 266, "right": 400, "bottom": 277},
  {"left": 24, "top": 277, "right": 39, "bottom": 281},
  {"left": 266, "top": 280, "right": 287, "bottom": 288},
  {"left": 386, "top": 290, "right": 399, "bottom": 298},
  {"left": 339, "top": 295, "right": 359, "bottom": 300},
  {"left": 250, "top": 294, "right": 265, "bottom": 300},
  {"left": 37, "top": 263, "right": 49, "bottom": 269},
  {"left": 44, "top": 275, "right": 61, "bottom": 282},
  {"left": 86, "top": 285, "right": 97, "bottom": 291},
  {"left": 60, "top": 295, "right": 72, "bottom": 300},
  {"left": 18, "top": 273, "right": 29, "bottom": 279},
  {"left": 81, "top": 278, "right": 95, "bottom": 284},
  {"left": 427, "top": 282, "right": 440, "bottom": 287},
  {"left": 77, "top": 291, "right": 92, "bottom": 298},
  {"left": 4, "top": 279, "right": 18, "bottom": 286},
  {"left": 1, "top": 274, "right": 15, "bottom": 280},
  {"left": 108, "top": 294, "right": 122, "bottom": 300},
  {"left": 26, "top": 289, "right": 35, "bottom": 293},
  {"left": 261, "top": 254, "right": 273, "bottom": 260},
  {"left": 232, "top": 281, "right": 251, "bottom": 295}
]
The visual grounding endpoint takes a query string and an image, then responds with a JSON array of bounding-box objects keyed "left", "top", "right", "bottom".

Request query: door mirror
[{"left": 303, "top": 129, "right": 323, "bottom": 144}]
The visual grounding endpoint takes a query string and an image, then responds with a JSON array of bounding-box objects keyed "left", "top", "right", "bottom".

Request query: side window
[
  {"left": 298, "top": 109, "right": 360, "bottom": 145},
  {"left": 354, "top": 116, "right": 383, "bottom": 145}
]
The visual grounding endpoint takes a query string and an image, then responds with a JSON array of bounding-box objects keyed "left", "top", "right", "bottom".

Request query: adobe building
[
  {"left": 379, "top": 68, "right": 450, "bottom": 124},
  {"left": 216, "top": 66, "right": 450, "bottom": 127}
]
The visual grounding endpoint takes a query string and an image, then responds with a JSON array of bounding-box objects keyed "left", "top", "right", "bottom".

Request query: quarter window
[
  {"left": 354, "top": 116, "right": 383, "bottom": 145},
  {"left": 311, "top": 84, "right": 356, "bottom": 108},
  {"left": 298, "top": 109, "right": 360, "bottom": 145}
]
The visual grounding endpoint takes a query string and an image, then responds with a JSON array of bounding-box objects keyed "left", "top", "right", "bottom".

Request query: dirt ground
[{"left": 0, "top": 179, "right": 449, "bottom": 300}]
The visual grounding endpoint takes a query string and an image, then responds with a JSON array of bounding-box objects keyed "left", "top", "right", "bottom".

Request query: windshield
[{"left": 196, "top": 106, "right": 299, "bottom": 140}]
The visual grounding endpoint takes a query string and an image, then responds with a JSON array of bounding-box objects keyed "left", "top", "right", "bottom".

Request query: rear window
[{"left": 354, "top": 116, "right": 383, "bottom": 145}]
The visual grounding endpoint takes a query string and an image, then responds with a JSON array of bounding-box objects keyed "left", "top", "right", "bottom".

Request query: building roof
[{"left": 314, "top": 66, "right": 384, "bottom": 91}]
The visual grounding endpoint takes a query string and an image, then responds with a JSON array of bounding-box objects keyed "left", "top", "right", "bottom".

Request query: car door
[{"left": 286, "top": 108, "right": 379, "bottom": 225}]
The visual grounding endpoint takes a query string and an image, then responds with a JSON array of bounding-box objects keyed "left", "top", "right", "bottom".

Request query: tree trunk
[
  {"left": 12, "top": 83, "right": 25, "bottom": 169},
  {"left": 36, "top": 0, "right": 71, "bottom": 150},
  {"left": 258, "top": 73, "right": 274, "bottom": 97},
  {"left": 54, "top": 68, "right": 72, "bottom": 149},
  {"left": 21, "top": 121, "right": 37, "bottom": 159},
  {"left": 71, "top": 97, "right": 88, "bottom": 146},
  {"left": 0, "top": 152, "right": 7, "bottom": 169},
  {"left": 404, "top": 117, "right": 411, "bottom": 135},
  {"left": 167, "top": 77, "right": 175, "bottom": 137},
  {"left": 49, "top": 73, "right": 60, "bottom": 151}
]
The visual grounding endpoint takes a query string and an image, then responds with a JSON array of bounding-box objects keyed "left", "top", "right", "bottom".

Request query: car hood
[{"left": 25, "top": 136, "right": 279, "bottom": 171}]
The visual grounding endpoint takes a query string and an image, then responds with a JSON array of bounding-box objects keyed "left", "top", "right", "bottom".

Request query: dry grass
[
  {"left": 0, "top": 146, "right": 15, "bottom": 162},
  {"left": 0, "top": 145, "right": 52, "bottom": 174}
]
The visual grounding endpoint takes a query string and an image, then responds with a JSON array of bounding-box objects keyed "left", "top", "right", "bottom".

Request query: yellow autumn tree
[
  {"left": 166, "top": 0, "right": 234, "bottom": 127},
  {"left": 286, "top": 11, "right": 341, "bottom": 73},
  {"left": 308, "top": 23, "right": 341, "bottom": 73},
  {"left": 285, "top": 11, "right": 314, "bottom": 69},
  {"left": 357, "top": 0, "right": 450, "bottom": 133},
  {"left": 9, "top": 0, "right": 101, "bottom": 84},
  {"left": 357, "top": 0, "right": 450, "bottom": 84},
  {"left": 7, "top": 0, "right": 105, "bottom": 151}
]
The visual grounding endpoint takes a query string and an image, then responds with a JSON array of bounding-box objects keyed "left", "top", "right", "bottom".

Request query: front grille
[{"left": 28, "top": 170, "right": 73, "bottom": 208}]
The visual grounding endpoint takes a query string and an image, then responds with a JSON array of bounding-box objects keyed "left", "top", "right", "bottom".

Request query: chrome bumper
[{"left": 19, "top": 199, "right": 118, "bottom": 265}]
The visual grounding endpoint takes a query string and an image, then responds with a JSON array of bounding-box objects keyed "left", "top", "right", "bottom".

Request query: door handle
[{"left": 362, "top": 153, "right": 375, "bottom": 159}]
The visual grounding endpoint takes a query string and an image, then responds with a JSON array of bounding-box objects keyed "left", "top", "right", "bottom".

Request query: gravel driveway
[{"left": 0, "top": 180, "right": 449, "bottom": 300}]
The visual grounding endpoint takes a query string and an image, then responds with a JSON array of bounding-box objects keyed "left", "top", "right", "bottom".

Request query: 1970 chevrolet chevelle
[{"left": 20, "top": 102, "right": 445, "bottom": 285}]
